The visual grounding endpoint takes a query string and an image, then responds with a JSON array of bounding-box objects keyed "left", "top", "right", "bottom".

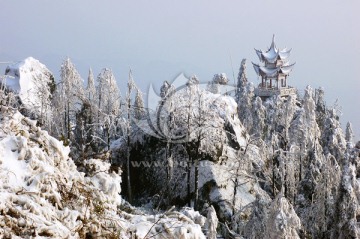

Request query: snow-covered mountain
[{"left": 1, "top": 56, "right": 359, "bottom": 238}]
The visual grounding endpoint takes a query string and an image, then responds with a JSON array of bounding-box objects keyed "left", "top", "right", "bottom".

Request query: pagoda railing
[{"left": 255, "top": 86, "right": 296, "bottom": 97}]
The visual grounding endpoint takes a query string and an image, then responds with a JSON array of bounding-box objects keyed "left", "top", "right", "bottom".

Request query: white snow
[
  {"left": 0, "top": 107, "right": 206, "bottom": 238},
  {"left": 0, "top": 136, "right": 29, "bottom": 190},
  {"left": 1, "top": 57, "right": 53, "bottom": 116}
]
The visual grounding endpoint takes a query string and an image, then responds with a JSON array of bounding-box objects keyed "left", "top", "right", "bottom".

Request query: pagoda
[{"left": 252, "top": 35, "right": 296, "bottom": 98}]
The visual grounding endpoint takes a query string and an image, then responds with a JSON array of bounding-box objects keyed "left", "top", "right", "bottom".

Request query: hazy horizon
[{"left": 1, "top": 0, "right": 359, "bottom": 140}]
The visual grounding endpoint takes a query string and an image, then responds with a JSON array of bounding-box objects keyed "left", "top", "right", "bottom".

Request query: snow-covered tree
[
  {"left": 160, "top": 81, "right": 175, "bottom": 99},
  {"left": 187, "top": 74, "right": 200, "bottom": 86},
  {"left": 345, "top": 122, "right": 354, "bottom": 148},
  {"left": 54, "top": 57, "right": 84, "bottom": 141},
  {"left": 308, "top": 155, "right": 340, "bottom": 238},
  {"left": 235, "top": 59, "right": 255, "bottom": 132},
  {"left": 264, "top": 95, "right": 284, "bottom": 141},
  {"left": 206, "top": 205, "right": 218, "bottom": 239},
  {"left": 331, "top": 154, "right": 360, "bottom": 239},
  {"left": 96, "top": 68, "right": 121, "bottom": 149},
  {"left": 32, "top": 71, "right": 55, "bottom": 130},
  {"left": 302, "top": 85, "right": 320, "bottom": 150},
  {"left": 212, "top": 73, "right": 229, "bottom": 85},
  {"left": 282, "top": 94, "right": 296, "bottom": 135},
  {"left": 289, "top": 110, "right": 305, "bottom": 150},
  {"left": 74, "top": 101, "right": 95, "bottom": 159},
  {"left": 238, "top": 83, "right": 254, "bottom": 131},
  {"left": 133, "top": 89, "right": 145, "bottom": 120},
  {"left": 315, "top": 87, "right": 326, "bottom": 131},
  {"left": 290, "top": 86, "right": 320, "bottom": 151},
  {"left": 265, "top": 192, "right": 301, "bottom": 239},
  {"left": 124, "top": 69, "right": 136, "bottom": 203},
  {"left": 252, "top": 96, "right": 265, "bottom": 138},
  {"left": 244, "top": 194, "right": 268, "bottom": 239},
  {"left": 320, "top": 108, "right": 346, "bottom": 161},
  {"left": 235, "top": 58, "right": 247, "bottom": 101},
  {"left": 73, "top": 68, "right": 98, "bottom": 156},
  {"left": 206, "top": 81, "right": 219, "bottom": 94},
  {"left": 86, "top": 68, "right": 96, "bottom": 101}
]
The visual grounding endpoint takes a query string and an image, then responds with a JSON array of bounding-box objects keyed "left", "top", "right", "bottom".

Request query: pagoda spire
[{"left": 270, "top": 34, "right": 276, "bottom": 50}]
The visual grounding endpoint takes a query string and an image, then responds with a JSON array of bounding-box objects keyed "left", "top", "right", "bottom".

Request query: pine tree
[
  {"left": 265, "top": 95, "right": 284, "bottom": 141},
  {"left": 251, "top": 96, "right": 265, "bottom": 138},
  {"left": 345, "top": 122, "right": 354, "bottom": 148},
  {"left": 320, "top": 108, "right": 346, "bottom": 161},
  {"left": 331, "top": 154, "right": 359, "bottom": 239},
  {"left": 33, "top": 71, "right": 55, "bottom": 130},
  {"left": 244, "top": 194, "right": 268, "bottom": 239},
  {"left": 74, "top": 101, "right": 93, "bottom": 159},
  {"left": 282, "top": 94, "right": 296, "bottom": 136},
  {"left": 236, "top": 58, "right": 247, "bottom": 102},
  {"left": 134, "top": 89, "right": 145, "bottom": 120},
  {"left": 96, "top": 68, "right": 121, "bottom": 149},
  {"left": 213, "top": 73, "right": 229, "bottom": 85},
  {"left": 86, "top": 68, "right": 96, "bottom": 101},
  {"left": 265, "top": 192, "right": 301, "bottom": 239},
  {"left": 315, "top": 87, "right": 326, "bottom": 131},
  {"left": 238, "top": 83, "right": 254, "bottom": 131},
  {"left": 296, "top": 141, "right": 325, "bottom": 237},
  {"left": 125, "top": 69, "right": 135, "bottom": 203},
  {"left": 309, "top": 154, "right": 340, "bottom": 238},
  {"left": 206, "top": 81, "right": 219, "bottom": 94},
  {"left": 160, "top": 81, "right": 175, "bottom": 99},
  {"left": 303, "top": 85, "right": 320, "bottom": 150},
  {"left": 72, "top": 68, "right": 99, "bottom": 158},
  {"left": 236, "top": 59, "right": 254, "bottom": 131},
  {"left": 54, "top": 57, "right": 84, "bottom": 142}
]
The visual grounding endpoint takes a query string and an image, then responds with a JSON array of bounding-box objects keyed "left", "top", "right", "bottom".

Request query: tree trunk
[
  {"left": 187, "top": 156, "right": 191, "bottom": 207},
  {"left": 67, "top": 101, "right": 71, "bottom": 140},
  {"left": 126, "top": 93, "right": 132, "bottom": 203},
  {"left": 272, "top": 156, "right": 276, "bottom": 197},
  {"left": 299, "top": 144, "right": 302, "bottom": 182},
  {"left": 64, "top": 106, "right": 67, "bottom": 138},
  {"left": 232, "top": 176, "right": 238, "bottom": 215},
  {"left": 284, "top": 153, "right": 288, "bottom": 199},
  {"left": 194, "top": 159, "right": 199, "bottom": 210}
]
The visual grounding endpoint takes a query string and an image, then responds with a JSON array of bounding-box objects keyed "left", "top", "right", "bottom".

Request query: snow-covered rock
[{"left": 1, "top": 57, "right": 54, "bottom": 118}]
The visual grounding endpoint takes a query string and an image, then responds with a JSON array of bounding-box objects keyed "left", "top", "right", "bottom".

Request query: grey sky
[{"left": 1, "top": 0, "right": 359, "bottom": 140}]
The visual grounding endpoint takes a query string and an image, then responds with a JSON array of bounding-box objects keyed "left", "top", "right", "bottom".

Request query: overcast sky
[{"left": 1, "top": 0, "right": 359, "bottom": 140}]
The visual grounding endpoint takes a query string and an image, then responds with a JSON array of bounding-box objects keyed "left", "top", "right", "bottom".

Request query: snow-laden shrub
[{"left": 0, "top": 109, "right": 206, "bottom": 238}]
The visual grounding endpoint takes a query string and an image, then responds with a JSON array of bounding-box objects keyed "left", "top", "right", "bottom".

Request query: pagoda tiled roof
[
  {"left": 255, "top": 35, "right": 292, "bottom": 63},
  {"left": 252, "top": 62, "right": 295, "bottom": 78}
]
